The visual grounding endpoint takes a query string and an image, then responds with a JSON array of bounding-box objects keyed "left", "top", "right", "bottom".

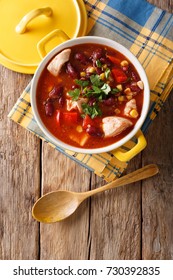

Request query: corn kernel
[
  {"left": 130, "top": 109, "right": 139, "bottom": 118},
  {"left": 116, "top": 84, "right": 123, "bottom": 91},
  {"left": 76, "top": 125, "right": 83, "bottom": 133},
  {"left": 80, "top": 72, "right": 86, "bottom": 77},
  {"left": 118, "top": 95, "right": 125, "bottom": 102},
  {"left": 126, "top": 95, "right": 133, "bottom": 100},
  {"left": 102, "top": 64, "right": 107, "bottom": 70},
  {"left": 100, "top": 73, "right": 105, "bottom": 80},
  {"left": 115, "top": 108, "right": 120, "bottom": 115},
  {"left": 124, "top": 87, "right": 131, "bottom": 95},
  {"left": 137, "top": 80, "right": 144, "bottom": 90},
  {"left": 87, "top": 66, "right": 95, "bottom": 73},
  {"left": 120, "top": 60, "right": 129, "bottom": 67}
]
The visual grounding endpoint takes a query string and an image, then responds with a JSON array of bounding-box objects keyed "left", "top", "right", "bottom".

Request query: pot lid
[{"left": 0, "top": 0, "right": 87, "bottom": 74}]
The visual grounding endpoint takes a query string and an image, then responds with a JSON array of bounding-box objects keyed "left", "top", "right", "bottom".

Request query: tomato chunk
[
  {"left": 56, "top": 111, "right": 79, "bottom": 125},
  {"left": 82, "top": 115, "right": 101, "bottom": 130},
  {"left": 107, "top": 55, "right": 121, "bottom": 65},
  {"left": 82, "top": 115, "right": 95, "bottom": 129},
  {"left": 112, "top": 68, "right": 127, "bottom": 83},
  {"left": 62, "top": 112, "right": 79, "bottom": 124}
]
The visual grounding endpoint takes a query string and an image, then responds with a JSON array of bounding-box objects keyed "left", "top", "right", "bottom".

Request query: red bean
[
  {"left": 88, "top": 97, "right": 97, "bottom": 106},
  {"left": 100, "top": 57, "right": 112, "bottom": 67},
  {"left": 43, "top": 97, "right": 51, "bottom": 105},
  {"left": 131, "top": 71, "right": 139, "bottom": 82},
  {"left": 86, "top": 126, "right": 103, "bottom": 137},
  {"left": 129, "top": 82, "right": 141, "bottom": 92},
  {"left": 49, "top": 86, "right": 63, "bottom": 99},
  {"left": 66, "top": 62, "right": 78, "bottom": 78},
  {"left": 74, "top": 53, "right": 88, "bottom": 64},
  {"left": 58, "top": 96, "right": 64, "bottom": 107},
  {"left": 92, "top": 48, "right": 104, "bottom": 60},
  {"left": 102, "top": 97, "right": 116, "bottom": 106},
  {"left": 96, "top": 67, "right": 102, "bottom": 74},
  {"left": 45, "top": 102, "right": 54, "bottom": 116}
]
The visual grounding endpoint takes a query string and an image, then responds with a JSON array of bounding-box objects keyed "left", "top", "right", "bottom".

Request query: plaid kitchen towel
[{"left": 8, "top": 0, "right": 173, "bottom": 181}]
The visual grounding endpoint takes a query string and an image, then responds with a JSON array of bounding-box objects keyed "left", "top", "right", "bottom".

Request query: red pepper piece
[{"left": 112, "top": 68, "right": 127, "bottom": 83}]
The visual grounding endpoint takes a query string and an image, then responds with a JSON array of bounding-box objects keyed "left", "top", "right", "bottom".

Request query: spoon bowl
[
  {"left": 32, "top": 164, "right": 159, "bottom": 223},
  {"left": 33, "top": 191, "right": 82, "bottom": 223}
]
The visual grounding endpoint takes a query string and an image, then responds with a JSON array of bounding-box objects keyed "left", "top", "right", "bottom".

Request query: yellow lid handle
[
  {"left": 112, "top": 130, "right": 147, "bottom": 162},
  {"left": 37, "top": 29, "right": 70, "bottom": 59},
  {"left": 15, "top": 7, "right": 53, "bottom": 34}
]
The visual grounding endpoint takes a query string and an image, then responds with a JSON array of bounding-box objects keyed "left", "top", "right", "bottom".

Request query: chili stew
[{"left": 36, "top": 43, "right": 144, "bottom": 149}]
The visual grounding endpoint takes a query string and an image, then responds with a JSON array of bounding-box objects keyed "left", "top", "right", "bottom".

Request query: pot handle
[
  {"left": 37, "top": 29, "right": 70, "bottom": 59},
  {"left": 15, "top": 7, "right": 53, "bottom": 34},
  {"left": 112, "top": 130, "right": 147, "bottom": 162}
]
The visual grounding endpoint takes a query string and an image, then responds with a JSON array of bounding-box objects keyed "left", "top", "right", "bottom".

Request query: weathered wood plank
[
  {"left": 0, "top": 66, "right": 40, "bottom": 259},
  {"left": 142, "top": 0, "right": 173, "bottom": 260},
  {"left": 88, "top": 155, "right": 142, "bottom": 260},
  {"left": 40, "top": 144, "right": 91, "bottom": 259},
  {"left": 142, "top": 95, "right": 173, "bottom": 259},
  {"left": 147, "top": 0, "right": 172, "bottom": 12}
]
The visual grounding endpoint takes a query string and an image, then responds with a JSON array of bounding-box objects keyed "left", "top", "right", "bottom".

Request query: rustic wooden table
[{"left": 0, "top": 0, "right": 173, "bottom": 260}]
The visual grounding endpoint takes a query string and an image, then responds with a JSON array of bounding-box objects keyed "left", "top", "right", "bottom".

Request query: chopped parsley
[
  {"left": 96, "top": 59, "right": 102, "bottom": 68},
  {"left": 105, "top": 68, "right": 111, "bottom": 79},
  {"left": 82, "top": 82, "right": 111, "bottom": 100},
  {"left": 82, "top": 103, "right": 102, "bottom": 119},
  {"left": 90, "top": 74, "right": 104, "bottom": 87},
  {"left": 67, "top": 73, "right": 119, "bottom": 118},
  {"left": 75, "top": 79, "right": 89, "bottom": 88},
  {"left": 68, "top": 88, "right": 80, "bottom": 101},
  {"left": 112, "top": 88, "right": 120, "bottom": 94}
]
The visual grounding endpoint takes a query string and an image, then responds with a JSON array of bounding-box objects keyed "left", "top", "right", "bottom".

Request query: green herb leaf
[
  {"left": 92, "top": 86, "right": 102, "bottom": 94},
  {"left": 112, "top": 88, "right": 120, "bottom": 94},
  {"left": 96, "top": 59, "right": 102, "bottom": 68},
  {"left": 90, "top": 74, "right": 104, "bottom": 87},
  {"left": 75, "top": 79, "right": 89, "bottom": 88},
  {"left": 105, "top": 68, "right": 111, "bottom": 79},
  {"left": 68, "top": 88, "right": 80, "bottom": 101},
  {"left": 82, "top": 103, "right": 102, "bottom": 119}
]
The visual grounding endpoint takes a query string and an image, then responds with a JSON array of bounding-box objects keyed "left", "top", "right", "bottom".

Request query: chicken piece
[
  {"left": 66, "top": 98, "right": 88, "bottom": 113},
  {"left": 66, "top": 99, "right": 77, "bottom": 111},
  {"left": 47, "top": 49, "right": 71, "bottom": 76},
  {"left": 124, "top": 99, "right": 138, "bottom": 117},
  {"left": 102, "top": 116, "right": 133, "bottom": 138}
]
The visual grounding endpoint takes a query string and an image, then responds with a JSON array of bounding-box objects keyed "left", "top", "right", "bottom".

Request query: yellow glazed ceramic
[
  {"left": 0, "top": 0, "right": 87, "bottom": 73},
  {"left": 112, "top": 130, "right": 147, "bottom": 162}
]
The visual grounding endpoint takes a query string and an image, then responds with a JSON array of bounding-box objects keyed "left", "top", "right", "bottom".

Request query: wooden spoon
[{"left": 32, "top": 164, "right": 159, "bottom": 223}]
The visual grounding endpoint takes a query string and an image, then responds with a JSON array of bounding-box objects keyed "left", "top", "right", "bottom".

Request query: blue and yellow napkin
[{"left": 8, "top": 0, "right": 173, "bottom": 181}]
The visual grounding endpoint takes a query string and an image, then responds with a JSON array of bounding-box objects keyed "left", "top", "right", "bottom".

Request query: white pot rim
[{"left": 31, "top": 36, "right": 150, "bottom": 154}]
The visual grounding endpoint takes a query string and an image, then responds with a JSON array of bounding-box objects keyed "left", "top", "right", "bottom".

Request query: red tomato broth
[{"left": 36, "top": 43, "right": 144, "bottom": 149}]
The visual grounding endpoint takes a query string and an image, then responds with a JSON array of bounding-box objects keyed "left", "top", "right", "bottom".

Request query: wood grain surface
[{"left": 0, "top": 0, "right": 172, "bottom": 260}]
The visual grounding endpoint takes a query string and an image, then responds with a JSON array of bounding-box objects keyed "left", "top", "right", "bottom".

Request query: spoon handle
[{"left": 84, "top": 164, "right": 159, "bottom": 198}]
